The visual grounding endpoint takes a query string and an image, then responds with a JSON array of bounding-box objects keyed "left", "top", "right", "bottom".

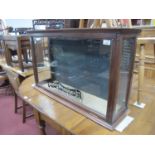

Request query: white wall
[{"left": 5, "top": 19, "right": 33, "bottom": 28}]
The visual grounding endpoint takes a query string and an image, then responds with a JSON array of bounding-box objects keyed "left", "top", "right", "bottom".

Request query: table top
[
  {"left": 0, "top": 57, "right": 34, "bottom": 78},
  {"left": 137, "top": 37, "right": 155, "bottom": 44},
  {"left": 18, "top": 71, "right": 155, "bottom": 135}
]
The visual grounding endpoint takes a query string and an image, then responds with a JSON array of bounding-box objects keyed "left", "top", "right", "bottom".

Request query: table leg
[
  {"left": 33, "top": 109, "right": 46, "bottom": 135},
  {"left": 39, "top": 120, "right": 46, "bottom": 135},
  {"left": 17, "top": 38, "right": 24, "bottom": 72},
  {"left": 137, "top": 44, "right": 145, "bottom": 104},
  {"left": 153, "top": 44, "right": 155, "bottom": 86}
]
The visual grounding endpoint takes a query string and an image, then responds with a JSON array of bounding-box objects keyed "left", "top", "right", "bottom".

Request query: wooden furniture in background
[
  {"left": 135, "top": 28, "right": 155, "bottom": 79},
  {"left": 79, "top": 19, "right": 132, "bottom": 28},
  {"left": 136, "top": 43, "right": 145, "bottom": 105},
  {"left": 79, "top": 19, "right": 85, "bottom": 28},
  {"left": 0, "top": 36, "right": 5, "bottom": 57},
  {"left": 0, "top": 51, "right": 46, "bottom": 79},
  {"left": 139, "top": 28, "right": 155, "bottom": 37},
  {"left": 137, "top": 37, "right": 155, "bottom": 78},
  {"left": 5, "top": 67, "right": 33, "bottom": 123},
  {"left": 2, "top": 35, "right": 31, "bottom": 72},
  {"left": 79, "top": 19, "right": 107, "bottom": 28},
  {"left": 0, "top": 69, "right": 10, "bottom": 95},
  {"left": 134, "top": 37, "right": 155, "bottom": 107},
  {"left": 132, "top": 19, "right": 155, "bottom": 27}
]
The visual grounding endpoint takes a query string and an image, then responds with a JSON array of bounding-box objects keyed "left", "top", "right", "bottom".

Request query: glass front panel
[
  {"left": 114, "top": 38, "right": 135, "bottom": 117},
  {"left": 35, "top": 37, "right": 112, "bottom": 117}
]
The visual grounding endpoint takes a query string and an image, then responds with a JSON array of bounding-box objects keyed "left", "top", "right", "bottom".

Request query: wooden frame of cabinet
[{"left": 28, "top": 28, "right": 140, "bottom": 130}]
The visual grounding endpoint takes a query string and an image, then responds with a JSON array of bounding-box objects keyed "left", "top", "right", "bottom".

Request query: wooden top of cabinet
[{"left": 27, "top": 28, "right": 141, "bottom": 35}]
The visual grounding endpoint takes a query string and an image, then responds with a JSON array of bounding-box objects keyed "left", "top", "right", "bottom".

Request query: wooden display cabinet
[{"left": 28, "top": 28, "right": 140, "bottom": 130}]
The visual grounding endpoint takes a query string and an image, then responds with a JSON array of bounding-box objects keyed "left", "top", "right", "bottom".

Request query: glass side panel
[
  {"left": 33, "top": 37, "right": 51, "bottom": 82},
  {"left": 36, "top": 37, "right": 112, "bottom": 117},
  {"left": 114, "top": 38, "right": 135, "bottom": 118}
]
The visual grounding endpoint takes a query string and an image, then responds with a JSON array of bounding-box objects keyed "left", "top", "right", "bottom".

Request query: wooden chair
[
  {"left": 0, "top": 67, "right": 11, "bottom": 95},
  {"left": 3, "top": 35, "right": 32, "bottom": 72},
  {"left": 79, "top": 19, "right": 132, "bottom": 28},
  {"left": 0, "top": 38, "right": 5, "bottom": 58},
  {"left": 5, "top": 68, "right": 33, "bottom": 123},
  {"left": 0, "top": 74, "right": 9, "bottom": 95}
]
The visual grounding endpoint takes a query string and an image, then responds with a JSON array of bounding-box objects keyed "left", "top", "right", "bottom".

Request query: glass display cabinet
[{"left": 28, "top": 28, "right": 140, "bottom": 130}]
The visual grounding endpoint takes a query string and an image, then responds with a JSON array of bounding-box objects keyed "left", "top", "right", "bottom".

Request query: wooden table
[
  {"left": 18, "top": 71, "right": 155, "bottom": 135},
  {"left": 135, "top": 37, "right": 155, "bottom": 108},
  {"left": 138, "top": 28, "right": 155, "bottom": 37},
  {"left": 0, "top": 58, "right": 33, "bottom": 78},
  {"left": 137, "top": 37, "right": 155, "bottom": 44},
  {"left": 0, "top": 57, "right": 47, "bottom": 78}
]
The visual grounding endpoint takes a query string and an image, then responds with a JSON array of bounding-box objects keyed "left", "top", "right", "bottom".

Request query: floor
[{"left": 0, "top": 95, "right": 58, "bottom": 135}]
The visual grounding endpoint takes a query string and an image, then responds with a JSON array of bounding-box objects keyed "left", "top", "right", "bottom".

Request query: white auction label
[{"left": 103, "top": 40, "right": 111, "bottom": 45}]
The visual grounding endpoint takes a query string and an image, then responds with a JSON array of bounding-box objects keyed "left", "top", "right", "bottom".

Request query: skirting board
[
  {"left": 115, "top": 115, "right": 134, "bottom": 132},
  {"left": 133, "top": 102, "right": 146, "bottom": 109}
]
